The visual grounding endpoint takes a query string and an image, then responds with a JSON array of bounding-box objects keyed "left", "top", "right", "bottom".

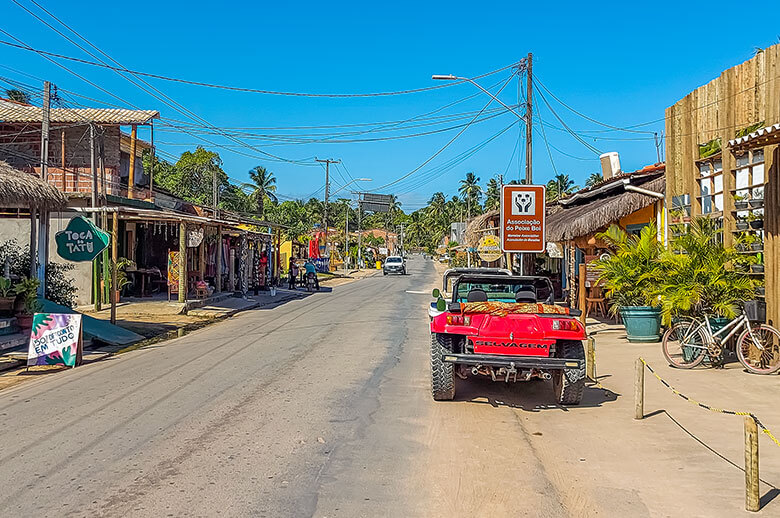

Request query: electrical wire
[
  {"left": 0, "top": 33, "right": 519, "bottom": 98},
  {"left": 366, "top": 71, "right": 517, "bottom": 192}
]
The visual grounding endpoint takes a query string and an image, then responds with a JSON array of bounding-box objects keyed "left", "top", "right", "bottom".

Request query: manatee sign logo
[
  {"left": 500, "top": 184, "right": 546, "bottom": 253},
  {"left": 55, "top": 216, "right": 110, "bottom": 262}
]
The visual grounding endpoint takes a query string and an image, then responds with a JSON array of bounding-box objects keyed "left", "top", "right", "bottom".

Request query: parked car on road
[
  {"left": 383, "top": 256, "right": 406, "bottom": 275},
  {"left": 429, "top": 274, "right": 586, "bottom": 405}
]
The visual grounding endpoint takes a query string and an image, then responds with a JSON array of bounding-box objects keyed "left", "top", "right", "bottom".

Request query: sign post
[{"left": 500, "top": 184, "right": 546, "bottom": 254}]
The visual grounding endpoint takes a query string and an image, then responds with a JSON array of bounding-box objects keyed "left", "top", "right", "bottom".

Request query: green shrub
[{"left": 0, "top": 239, "right": 77, "bottom": 307}]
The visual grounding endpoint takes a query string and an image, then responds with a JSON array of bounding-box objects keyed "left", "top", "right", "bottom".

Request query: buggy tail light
[
  {"left": 447, "top": 315, "right": 471, "bottom": 326},
  {"left": 552, "top": 319, "right": 578, "bottom": 331}
]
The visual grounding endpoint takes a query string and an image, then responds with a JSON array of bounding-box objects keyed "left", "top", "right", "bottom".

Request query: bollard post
[
  {"left": 744, "top": 416, "right": 760, "bottom": 512},
  {"left": 634, "top": 358, "right": 644, "bottom": 420},
  {"left": 586, "top": 337, "right": 596, "bottom": 381}
]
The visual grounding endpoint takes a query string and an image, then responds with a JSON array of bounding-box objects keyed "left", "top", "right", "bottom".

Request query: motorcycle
[{"left": 305, "top": 272, "right": 318, "bottom": 292}]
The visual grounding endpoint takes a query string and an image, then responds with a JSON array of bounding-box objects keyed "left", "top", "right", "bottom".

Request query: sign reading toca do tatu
[{"left": 55, "top": 216, "right": 110, "bottom": 262}]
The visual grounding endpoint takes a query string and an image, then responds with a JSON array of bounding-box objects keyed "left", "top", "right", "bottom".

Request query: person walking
[{"left": 288, "top": 256, "right": 298, "bottom": 289}]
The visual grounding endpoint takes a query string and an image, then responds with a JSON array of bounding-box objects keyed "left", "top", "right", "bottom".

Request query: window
[
  {"left": 698, "top": 158, "right": 723, "bottom": 214},
  {"left": 734, "top": 149, "right": 765, "bottom": 203}
]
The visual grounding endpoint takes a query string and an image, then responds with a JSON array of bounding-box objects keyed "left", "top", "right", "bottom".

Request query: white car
[{"left": 383, "top": 256, "right": 406, "bottom": 275}]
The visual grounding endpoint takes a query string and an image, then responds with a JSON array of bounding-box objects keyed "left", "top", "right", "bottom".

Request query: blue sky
[{"left": 2, "top": 1, "right": 779, "bottom": 211}]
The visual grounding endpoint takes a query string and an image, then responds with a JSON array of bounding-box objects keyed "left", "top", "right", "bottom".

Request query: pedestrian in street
[{"left": 288, "top": 256, "right": 298, "bottom": 289}]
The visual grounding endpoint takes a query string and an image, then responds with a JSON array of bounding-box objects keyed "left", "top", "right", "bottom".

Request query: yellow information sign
[{"left": 477, "top": 235, "right": 502, "bottom": 263}]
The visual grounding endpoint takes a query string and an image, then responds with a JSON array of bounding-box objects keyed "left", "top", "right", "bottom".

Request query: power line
[
  {"left": 533, "top": 83, "right": 602, "bottom": 155},
  {"left": 0, "top": 34, "right": 519, "bottom": 98},
  {"left": 367, "top": 71, "right": 517, "bottom": 192}
]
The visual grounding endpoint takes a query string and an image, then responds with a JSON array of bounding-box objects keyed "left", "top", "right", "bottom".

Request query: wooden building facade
[{"left": 665, "top": 44, "right": 780, "bottom": 324}]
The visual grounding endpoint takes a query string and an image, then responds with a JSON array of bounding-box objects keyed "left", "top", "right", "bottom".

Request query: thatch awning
[
  {"left": 0, "top": 161, "right": 67, "bottom": 210},
  {"left": 547, "top": 175, "right": 664, "bottom": 242},
  {"left": 464, "top": 209, "right": 499, "bottom": 247}
]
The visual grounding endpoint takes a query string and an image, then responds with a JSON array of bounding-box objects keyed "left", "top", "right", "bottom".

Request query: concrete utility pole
[
  {"left": 357, "top": 196, "right": 363, "bottom": 269},
  {"left": 212, "top": 164, "right": 219, "bottom": 219},
  {"left": 525, "top": 52, "right": 533, "bottom": 184},
  {"left": 316, "top": 158, "right": 340, "bottom": 268}
]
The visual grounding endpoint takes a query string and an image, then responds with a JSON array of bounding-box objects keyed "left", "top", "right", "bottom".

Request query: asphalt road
[{"left": 0, "top": 256, "right": 610, "bottom": 517}]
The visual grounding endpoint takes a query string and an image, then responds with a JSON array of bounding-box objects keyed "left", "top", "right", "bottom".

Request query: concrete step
[
  {"left": 0, "top": 331, "right": 27, "bottom": 351},
  {"left": 0, "top": 317, "right": 18, "bottom": 336}
]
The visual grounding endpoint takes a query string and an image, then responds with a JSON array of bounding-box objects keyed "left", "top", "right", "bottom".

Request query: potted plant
[
  {"left": 13, "top": 277, "right": 42, "bottom": 330},
  {"left": 109, "top": 257, "right": 135, "bottom": 302},
  {"left": 658, "top": 217, "right": 758, "bottom": 327},
  {"left": 0, "top": 277, "right": 15, "bottom": 314},
  {"left": 735, "top": 218, "right": 749, "bottom": 230},
  {"left": 751, "top": 253, "right": 764, "bottom": 273},
  {"left": 734, "top": 194, "right": 749, "bottom": 210},
  {"left": 595, "top": 223, "right": 665, "bottom": 342}
]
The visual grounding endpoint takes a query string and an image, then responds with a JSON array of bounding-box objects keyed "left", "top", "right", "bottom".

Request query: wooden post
[
  {"left": 178, "top": 222, "right": 187, "bottom": 303},
  {"left": 110, "top": 211, "right": 118, "bottom": 325},
  {"left": 29, "top": 208, "right": 37, "bottom": 279},
  {"left": 60, "top": 129, "right": 66, "bottom": 187},
  {"left": 586, "top": 337, "right": 596, "bottom": 380},
  {"left": 216, "top": 225, "right": 222, "bottom": 292},
  {"left": 128, "top": 125, "right": 137, "bottom": 198},
  {"left": 578, "top": 262, "right": 587, "bottom": 326},
  {"left": 229, "top": 248, "right": 235, "bottom": 293},
  {"left": 634, "top": 358, "right": 644, "bottom": 420},
  {"left": 744, "top": 416, "right": 760, "bottom": 512},
  {"left": 198, "top": 224, "right": 206, "bottom": 281}
]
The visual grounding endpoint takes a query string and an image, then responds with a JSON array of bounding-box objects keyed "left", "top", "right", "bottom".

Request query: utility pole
[
  {"left": 525, "top": 52, "right": 533, "bottom": 185},
  {"left": 357, "top": 196, "right": 363, "bottom": 269},
  {"left": 90, "top": 123, "right": 97, "bottom": 208},
  {"left": 344, "top": 200, "right": 349, "bottom": 271},
  {"left": 40, "top": 81, "right": 50, "bottom": 181},
  {"left": 316, "top": 158, "right": 340, "bottom": 268},
  {"left": 212, "top": 165, "right": 219, "bottom": 219}
]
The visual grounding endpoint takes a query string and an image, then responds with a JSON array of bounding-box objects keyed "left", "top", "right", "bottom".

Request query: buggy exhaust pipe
[{"left": 542, "top": 372, "right": 552, "bottom": 380}]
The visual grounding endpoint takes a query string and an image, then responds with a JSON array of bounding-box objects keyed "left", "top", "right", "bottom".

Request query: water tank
[{"left": 599, "top": 152, "right": 621, "bottom": 180}]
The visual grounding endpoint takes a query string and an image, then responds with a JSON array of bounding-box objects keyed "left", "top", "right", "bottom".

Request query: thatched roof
[
  {"left": 464, "top": 209, "right": 499, "bottom": 247},
  {"left": 547, "top": 173, "right": 664, "bottom": 242},
  {"left": 0, "top": 161, "right": 68, "bottom": 209}
]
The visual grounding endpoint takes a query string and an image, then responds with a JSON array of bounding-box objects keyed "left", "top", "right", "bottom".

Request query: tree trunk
[{"left": 259, "top": 188, "right": 264, "bottom": 220}]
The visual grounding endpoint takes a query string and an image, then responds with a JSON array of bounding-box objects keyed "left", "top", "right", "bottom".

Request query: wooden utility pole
[
  {"left": 212, "top": 163, "right": 219, "bottom": 219},
  {"left": 178, "top": 222, "right": 187, "bottom": 303},
  {"left": 110, "top": 211, "right": 118, "bottom": 324},
  {"left": 128, "top": 125, "right": 137, "bottom": 198},
  {"left": 525, "top": 53, "right": 533, "bottom": 185},
  {"left": 40, "top": 81, "right": 50, "bottom": 181},
  {"left": 216, "top": 225, "right": 223, "bottom": 292},
  {"left": 90, "top": 123, "right": 97, "bottom": 208},
  {"left": 316, "top": 158, "right": 340, "bottom": 269}
]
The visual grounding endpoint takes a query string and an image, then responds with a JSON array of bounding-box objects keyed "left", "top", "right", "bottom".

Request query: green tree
[
  {"left": 458, "top": 172, "right": 482, "bottom": 218},
  {"left": 5, "top": 89, "right": 31, "bottom": 104},
  {"left": 244, "top": 165, "right": 277, "bottom": 219},
  {"left": 152, "top": 146, "right": 228, "bottom": 206},
  {"left": 484, "top": 177, "right": 500, "bottom": 211},
  {"left": 546, "top": 173, "right": 578, "bottom": 202},
  {"left": 585, "top": 172, "right": 603, "bottom": 188}
]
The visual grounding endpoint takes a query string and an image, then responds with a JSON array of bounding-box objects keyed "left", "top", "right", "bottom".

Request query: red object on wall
[{"left": 309, "top": 237, "right": 320, "bottom": 259}]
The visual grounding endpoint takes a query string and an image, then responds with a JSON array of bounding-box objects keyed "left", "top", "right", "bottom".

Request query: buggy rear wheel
[
  {"left": 430, "top": 333, "right": 455, "bottom": 400},
  {"left": 552, "top": 340, "right": 585, "bottom": 405}
]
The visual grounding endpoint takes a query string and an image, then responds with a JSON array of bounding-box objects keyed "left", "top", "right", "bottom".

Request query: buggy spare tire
[
  {"left": 430, "top": 333, "right": 455, "bottom": 400},
  {"left": 552, "top": 340, "right": 585, "bottom": 405}
]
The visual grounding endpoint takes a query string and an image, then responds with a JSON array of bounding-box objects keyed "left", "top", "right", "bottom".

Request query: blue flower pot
[{"left": 620, "top": 306, "right": 662, "bottom": 342}]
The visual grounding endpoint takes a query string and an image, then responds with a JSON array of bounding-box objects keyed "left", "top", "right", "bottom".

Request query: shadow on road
[{"left": 453, "top": 376, "right": 619, "bottom": 412}]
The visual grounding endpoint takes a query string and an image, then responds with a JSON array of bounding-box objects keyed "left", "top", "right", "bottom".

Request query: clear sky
[{"left": 2, "top": 1, "right": 779, "bottom": 211}]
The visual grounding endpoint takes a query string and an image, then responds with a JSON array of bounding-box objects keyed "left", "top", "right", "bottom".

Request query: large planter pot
[
  {"left": 620, "top": 306, "right": 662, "bottom": 342},
  {"left": 15, "top": 313, "right": 33, "bottom": 331},
  {"left": 0, "top": 296, "right": 15, "bottom": 314}
]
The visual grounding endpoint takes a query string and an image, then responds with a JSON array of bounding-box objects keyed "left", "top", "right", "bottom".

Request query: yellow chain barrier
[{"left": 640, "top": 358, "right": 780, "bottom": 448}]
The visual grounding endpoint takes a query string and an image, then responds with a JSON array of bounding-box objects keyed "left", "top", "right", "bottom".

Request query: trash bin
[{"left": 376, "top": 261, "right": 382, "bottom": 269}]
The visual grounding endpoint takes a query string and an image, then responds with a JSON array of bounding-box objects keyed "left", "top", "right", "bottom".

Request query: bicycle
[{"left": 662, "top": 312, "right": 780, "bottom": 374}]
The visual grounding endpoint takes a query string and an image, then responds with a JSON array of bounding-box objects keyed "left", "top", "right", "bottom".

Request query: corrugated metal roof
[
  {"left": 0, "top": 99, "right": 158, "bottom": 125},
  {"left": 728, "top": 123, "right": 780, "bottom": 148}
]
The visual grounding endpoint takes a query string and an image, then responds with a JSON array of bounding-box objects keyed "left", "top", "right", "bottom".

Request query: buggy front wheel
[
  {"left": 662, "top": 322, "right": 707, "bottom": 369},
  {"left": 736, "top": 324, "right": 780, "bottom": 375}
]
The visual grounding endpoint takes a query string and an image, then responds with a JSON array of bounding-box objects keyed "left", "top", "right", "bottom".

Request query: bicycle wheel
[
  {"left": 736, "top": 324, "right": 780, "bottom": 375},
  {"left": 662, "top": 321, "right": 707, "bottom": 369}
]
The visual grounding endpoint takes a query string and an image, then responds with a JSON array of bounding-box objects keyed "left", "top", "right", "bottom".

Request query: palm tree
[
  {"left": 244, "top": 166, "right": 277, "bottom": 219},
  {"left": 458, "top": 172, "right": 482, "bottom": 219},
  {"left": 484, "top": 178, "right": 500, "bottom": 211},
  {"left": 546, "top": 173, "right": 578, "bottom": 202},
  {"left": 5, "top": 89, "right": 30, "bottom": 104},
  {"left": 585, "top": 172, "right": 603, "bottom": 188}
]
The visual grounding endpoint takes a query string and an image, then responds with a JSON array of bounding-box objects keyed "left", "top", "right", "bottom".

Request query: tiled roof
[
  {"left": 728, "top": 123, "right": 780, "bottom": 150},
  {"left": 0, "top": 99, "right": 158, "bottom": 125}
]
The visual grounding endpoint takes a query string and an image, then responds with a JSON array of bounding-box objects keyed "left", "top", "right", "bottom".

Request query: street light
[
  {"left": 432, "top": 74, "right": 525, "bottom": 121},
  {"left": 331, "top": 178, "right": 372, "bottom": 271}
]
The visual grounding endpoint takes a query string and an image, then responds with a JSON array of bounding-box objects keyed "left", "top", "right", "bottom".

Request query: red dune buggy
[{"left": 429, "top": 274, "right": 587, "bottom": 405}]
